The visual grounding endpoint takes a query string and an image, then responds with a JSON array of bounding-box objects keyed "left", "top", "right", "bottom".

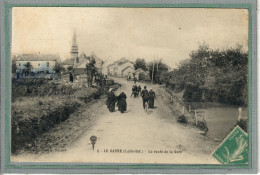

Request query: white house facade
[
  {"left": 107, "top": 58, "right": 134, "bottom": 77},
  {"left": 121, "top": 66, "right": 135, "bottom": 78},
  {"left": 14, "top": 54, "right": 59, "bottom": 74},
  {"left": 117, "top": 62, "right": 134, "bottom": 76}
]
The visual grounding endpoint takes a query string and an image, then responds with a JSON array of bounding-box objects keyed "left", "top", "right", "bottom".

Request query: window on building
[
  {"left": 47, "top": 62, "right": 49, "bottom": 68},
  {"left": 38, "top": 63, "right": 40, "bottom": 67}
]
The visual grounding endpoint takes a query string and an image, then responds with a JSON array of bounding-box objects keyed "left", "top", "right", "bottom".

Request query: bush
[
  {"left": 12, "top": 79, "right": 76, "bottom": 101},
  {"left": 106, "top": 79, "right": 114, "bottom": 86},
  {"left": 11, "top": 77, "right": 122, "bottom": 153},
  {"left": 236, "top": 119, "right": 247, "bottom": 132},
  {"left": 177, "top": 115, "right": 187, "bottom": 124},
  {"left": 11, "top": 79, "right": 121, "bottom": 153},
  {"left": 73, "top": 88, "right": 99, "bottom": 102},
  {"left": 139, "top": 73, "right": 150, "bottom": 82},
  {"left": 197, "top": 120, "right": 209, "bottom": 133},
  {"left": 11, "top": 97, "right": 83, "bottom": 153}
]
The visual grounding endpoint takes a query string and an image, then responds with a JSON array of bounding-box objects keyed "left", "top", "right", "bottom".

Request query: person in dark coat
[
  {"left": 117, "top": 90, "right": 127, "bottom": 113},
  {"left": 131, "top": 85, "right": 138, "bottom": 97},
  {"left": 134, "top": 77, "right": 137, "bottom": 84},
  {"left": 137, "top": 85, "right": 142, "bottom": 96},
  {"left": 148, "top": 88, "right": 156, "bottom": 108},
  {"left": 69, "top": 71, "right": 74, "bottom": 82},
  {"left": 106, "top": 88, "right": 117, "bottom": 112},
  {"left": 130, "top": 85, "right": 135, "bottom": 97},
  {"left": 141, "top": 86, "right": 149, "bottom": 110}
]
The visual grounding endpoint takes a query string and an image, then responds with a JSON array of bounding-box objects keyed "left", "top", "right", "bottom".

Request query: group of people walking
[
  {"left": 130, "top": 85, "right": 142, "bottom": 98},
  {"left": 106, "top": 84, "right": 156, "bottom": 113},
  {"left": 106, "top": 88, "right": 127, "bottom": 113},
  {"left": 140, "top": 86, "right": 156, "bottom": 109}
]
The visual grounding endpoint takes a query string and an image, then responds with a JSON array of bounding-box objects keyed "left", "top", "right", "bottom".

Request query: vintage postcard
[{"left": 1, "top": 1, "right": 257, "bottom": 173}]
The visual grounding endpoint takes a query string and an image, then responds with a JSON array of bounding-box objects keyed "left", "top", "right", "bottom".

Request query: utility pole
[
  {"left": 156, "top": 55, "right": 160, "bottom": 83},
  {"left": 157, "top": 54, "right": 159, "bottom": 70}
]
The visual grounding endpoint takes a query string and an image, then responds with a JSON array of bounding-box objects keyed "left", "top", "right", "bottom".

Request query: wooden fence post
[
  {"left": 189, "top": 105, "right": 191, "bottom": 112},
  {"left": 238, "top": 107, "right": 242, "bottom": 121},
  {"left": 182, "top": 106, "right": 185, "bottom": 115},
  {"left": 195, "top": 109, "right": 198, "bottom": 126}
]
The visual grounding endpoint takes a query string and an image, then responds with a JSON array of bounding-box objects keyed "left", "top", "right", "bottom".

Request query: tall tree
[
  {"left": 24, "top": 62, "right": 33, "bottom": 70},
  {"left": 148, "top": 60, "right": 168, "bottom": 84},
  {"left": 134, "top": 58, "right": 147, "bottom": 71},
  {"left": 23, "top": 62, "right": 33, "bottom": 76},
  {"left": 166, "top": 43, "right": 248, "bottom": 105},
  {"left": 86, "top": 59, "right": 97, "bottom": 87},
  {"left": 54, "top": 62, "right": 64, "bottom": 73}
]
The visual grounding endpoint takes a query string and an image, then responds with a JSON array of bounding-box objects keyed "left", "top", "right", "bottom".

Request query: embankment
[
  {"left": 158, "top": 86, "right": 247, "bottom": 137},
  {"left": 158, "top": 87, "right": 209, "bottom": 133},
  {"left": 11, "top": 78, "right": 120, "bottom": 153}
]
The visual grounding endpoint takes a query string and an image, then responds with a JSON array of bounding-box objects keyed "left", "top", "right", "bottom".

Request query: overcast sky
[{"left": 12, "top": 7, "right": 248, "bottom": 68}]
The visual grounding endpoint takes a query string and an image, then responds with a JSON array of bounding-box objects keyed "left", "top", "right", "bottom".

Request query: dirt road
[{"left": 12, "top": 78, "right": 219, "bottom": 164}]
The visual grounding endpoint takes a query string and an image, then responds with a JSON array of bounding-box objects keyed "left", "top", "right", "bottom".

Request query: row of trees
[
  {"left": 133, "top": 44, "right": 248, "bottom": 105},
  {"left": 164, "top": 44, "right": 248, "bottom": 105},
  {"left": 134, "top": 58, "right": 169, "bottom": 84}
]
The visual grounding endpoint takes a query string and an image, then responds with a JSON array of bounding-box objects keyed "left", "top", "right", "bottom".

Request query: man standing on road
[
  {"left": 148, "top": 88, "right": 156, "bottom": 108},
  {"left": 134, "top": 77, "right": 137, "bottom": 84},
  {"left": 141, "top": 86, "right": 149, "bottom": 110}
]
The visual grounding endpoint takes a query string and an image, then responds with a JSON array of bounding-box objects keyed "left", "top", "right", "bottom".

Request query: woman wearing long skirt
[
  {"left": 118, "top": 90, "right": 127, "bottom": 113},
  {"left": 106, "top": 88, "right": 116, "bottom": 112},
  {"left": 148, "top": 88, "right": 156, "bottom": 108}
]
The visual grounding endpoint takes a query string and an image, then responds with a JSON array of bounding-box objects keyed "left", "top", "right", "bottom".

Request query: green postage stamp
[{"left": 212, "top": 126, "right": 248, "bottom": 164}]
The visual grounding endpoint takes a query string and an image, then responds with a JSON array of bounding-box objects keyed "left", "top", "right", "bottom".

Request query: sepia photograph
[{"left": 10, "top": 7, "right": 249, "bottom": 165}]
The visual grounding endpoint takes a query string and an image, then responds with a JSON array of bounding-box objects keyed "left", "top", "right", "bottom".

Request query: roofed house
[
  {"left": 107, "top": 63, "right": 116, "bottom": 76},
  {"left": 66, "top": 32, "right": 104, "bottom": 83},
  {"left": 73, "top": 52, "right": 90, "bottom": 73},
  {"left": 61, "top": 58, "right": 74, "bottom": 70},
  {"left": 72, "top": 52, "right": 90, "bottom": 82},
  {"left": 107, "top": 58, "right": 134, "bottom": 77},
  {"left": 102, "top": 60, "right": 114, "bottom": 76},
  {"left": 72, "top": 52, "right": 104, "bottom": 75},
  {"left": 121, "top": 66, "right": 135, "bottom": 79},
  {"left": 14, "top": 54, "right": 60, "bottom": 74},
  {"left": 133, "top": 68, "right": 148, "bottom": 80},
  {"left": 90, "top": 54, "right": 104, "bottom": 74}
]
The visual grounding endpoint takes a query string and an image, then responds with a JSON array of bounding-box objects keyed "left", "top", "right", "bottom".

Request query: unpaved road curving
[{"left": 12, "top": 78, "right": 219, "bottom": 164}]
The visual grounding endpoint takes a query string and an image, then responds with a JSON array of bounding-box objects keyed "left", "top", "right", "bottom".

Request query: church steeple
[{"left": 71, "top": 31, "right": 78, "bottom": 60}]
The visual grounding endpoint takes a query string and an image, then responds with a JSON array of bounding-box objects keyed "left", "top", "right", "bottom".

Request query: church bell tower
[{"left": 71, "top": 32, "right": 78, "bottom": 60}]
